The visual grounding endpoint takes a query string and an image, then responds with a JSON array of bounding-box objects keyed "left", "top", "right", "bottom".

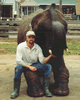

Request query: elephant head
[{"left": 31, "top": 3, "right": 68, "bottom": 56}]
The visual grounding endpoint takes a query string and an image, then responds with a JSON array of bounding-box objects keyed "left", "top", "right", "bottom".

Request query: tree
[{"left": 59, "top": 0, "right": 62, "bottom": 13}]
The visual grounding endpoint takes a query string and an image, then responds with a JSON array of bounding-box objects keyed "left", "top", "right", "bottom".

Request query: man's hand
[
  {"left": 49, "top": 49, "right": 56, "bottom": 57},
  {"left": 25, "top": 65, "right": 37, "bottom": 71},
  {"left": 29, "top": 66, "right": 37, "bottom": 71},
  {"left": 44, "top": 54, "right": 56, "bottom": 63},
  {"left": 50, "top": 54, "right": 56, "bottom": 57}
]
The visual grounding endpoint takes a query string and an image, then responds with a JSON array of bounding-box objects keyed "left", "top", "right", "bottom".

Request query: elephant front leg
[
  {"left": 53, "top": 67, "right": 69, "bottom": 96},
  {"left": 49, "top": 56, "right": 69, "bottom": 96},
  {"left": 24, "top": 70, "right": 44, "bottom": 97}
]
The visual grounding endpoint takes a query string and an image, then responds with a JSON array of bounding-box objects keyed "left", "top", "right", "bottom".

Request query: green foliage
[
  {"left": 0, "top": 41, "right": 80, "bottom": 55},
  {"left": 64, "top": 41, "right": 80, "bottom": 55},
  {"left": 0, "top": 43, "right": 17, "bottom": 54}
]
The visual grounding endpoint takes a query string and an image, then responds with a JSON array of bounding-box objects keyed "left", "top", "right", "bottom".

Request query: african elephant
[{"left": 17, "top": 3, "right": 69, "bottom": 97}]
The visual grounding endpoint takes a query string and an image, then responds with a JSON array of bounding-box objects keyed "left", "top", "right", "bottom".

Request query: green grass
[
  {"left": 64, "top": 41, "right": 80, "bottom": 55},
  {"left": 0, "top": 43, "right": 17, "bottom": 54},
  {"left": 0, "top": 41, "right": 80, "bottom": 55}
]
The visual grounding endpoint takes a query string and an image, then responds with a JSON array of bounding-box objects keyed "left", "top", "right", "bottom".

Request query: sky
[{"left": 34, "top": 0, "right": 80, "bottom": 5}]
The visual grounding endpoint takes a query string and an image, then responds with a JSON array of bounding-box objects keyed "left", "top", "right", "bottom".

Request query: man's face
[{"left": 26, "top": 35, "right": 35, "bottom": 44}]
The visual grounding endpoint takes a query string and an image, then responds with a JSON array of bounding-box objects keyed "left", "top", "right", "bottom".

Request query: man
[{"left": 11, "top": 31, "right": 55, "bottom": 99}]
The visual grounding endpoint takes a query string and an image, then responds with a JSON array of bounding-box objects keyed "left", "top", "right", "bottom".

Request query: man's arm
[
  {"left": 43, "top": 54, "right": 56, "bottom": 63},
  {"left": 25, "top": 65, "right": 37, "bottom": 71},
  {"left": 16, "top": 46, "right": 27, "bottom": 66},
  {"left": 38, "top": 46, "right": 56, "bottom": 64},
  {"left": 16, "top": 45, "right": 37, "bottom": 71},
  {"left": 16, "top": 45, "right": 34, "bottom": 67}
]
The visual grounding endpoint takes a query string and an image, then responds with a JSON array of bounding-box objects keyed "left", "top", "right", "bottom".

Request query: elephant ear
[
  {"left": 17, "top": 17, "right": 32, "bottom": 44},
  {"left": 17, "top": 9, "right": 43, "bottom": 44}
]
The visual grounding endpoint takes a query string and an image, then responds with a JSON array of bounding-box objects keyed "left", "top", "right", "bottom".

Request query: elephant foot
[
  {"left": 52, "top": 82, "right": 69, "bottom": 96},
  {"left": 27, "top": 85, "right": 44, "bottom": 97}
]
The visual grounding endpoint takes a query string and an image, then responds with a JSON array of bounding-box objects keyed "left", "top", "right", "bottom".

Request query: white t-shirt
[{"left": 16, "top": 41, "right": 45, "bottom": 66}]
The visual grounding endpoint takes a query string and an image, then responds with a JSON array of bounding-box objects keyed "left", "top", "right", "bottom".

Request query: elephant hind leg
[{"left": 24, "top": 70, "right": 44, "bottom": 97}]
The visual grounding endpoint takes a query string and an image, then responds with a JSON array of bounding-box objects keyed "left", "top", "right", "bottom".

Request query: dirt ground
[{"left": 0, "top": 54, "right": 80, "bottom": 100}]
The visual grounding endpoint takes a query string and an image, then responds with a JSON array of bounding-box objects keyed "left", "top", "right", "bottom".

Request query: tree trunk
[
  {"left": 0, "top": 5, "right": 2, "bottom": 17},
  {"left": 59, "top": 0, "right": 62, "bottom": 13}
]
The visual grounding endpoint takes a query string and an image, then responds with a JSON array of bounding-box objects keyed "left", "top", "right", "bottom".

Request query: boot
[
  {"left": 44, "top": 78, "right": 52, "bottom": 97},
  {"left": 11, "top": 79, "right": 21, "bottom": 99}
]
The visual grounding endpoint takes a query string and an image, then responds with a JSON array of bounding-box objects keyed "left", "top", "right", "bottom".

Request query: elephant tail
[{"left": 49, "top": 3, "right": 59, "bottom": 21}]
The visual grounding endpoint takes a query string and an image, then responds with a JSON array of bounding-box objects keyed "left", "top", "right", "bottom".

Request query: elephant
[{"left": 17, "top": 3, "right": 69, "bottom": 97}]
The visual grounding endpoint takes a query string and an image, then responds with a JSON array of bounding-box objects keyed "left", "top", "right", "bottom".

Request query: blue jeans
[{"left": 14, "top": 62, "right": 52, "bottom": 80}]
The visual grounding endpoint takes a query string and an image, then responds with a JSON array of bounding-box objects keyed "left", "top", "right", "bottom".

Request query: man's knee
[
  {"left": 45, "top": 64, "right": 52, "bottom": 71},
  {"left": 15, "top": 64, "right": 23, "bottom": 72},
  {"left": 43, "top": 64, "right": 52, "bottom": 78}
]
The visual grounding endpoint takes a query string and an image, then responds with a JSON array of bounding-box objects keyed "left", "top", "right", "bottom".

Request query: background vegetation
[
  {"left": 0, "top": 42, "right": 17, "bottom": 54},
  {"left": 0, "top": 41, "right": 80, "bottom": 55},
  {"left": 64, "top": 41, "right": 80, "bottom": 55}
]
